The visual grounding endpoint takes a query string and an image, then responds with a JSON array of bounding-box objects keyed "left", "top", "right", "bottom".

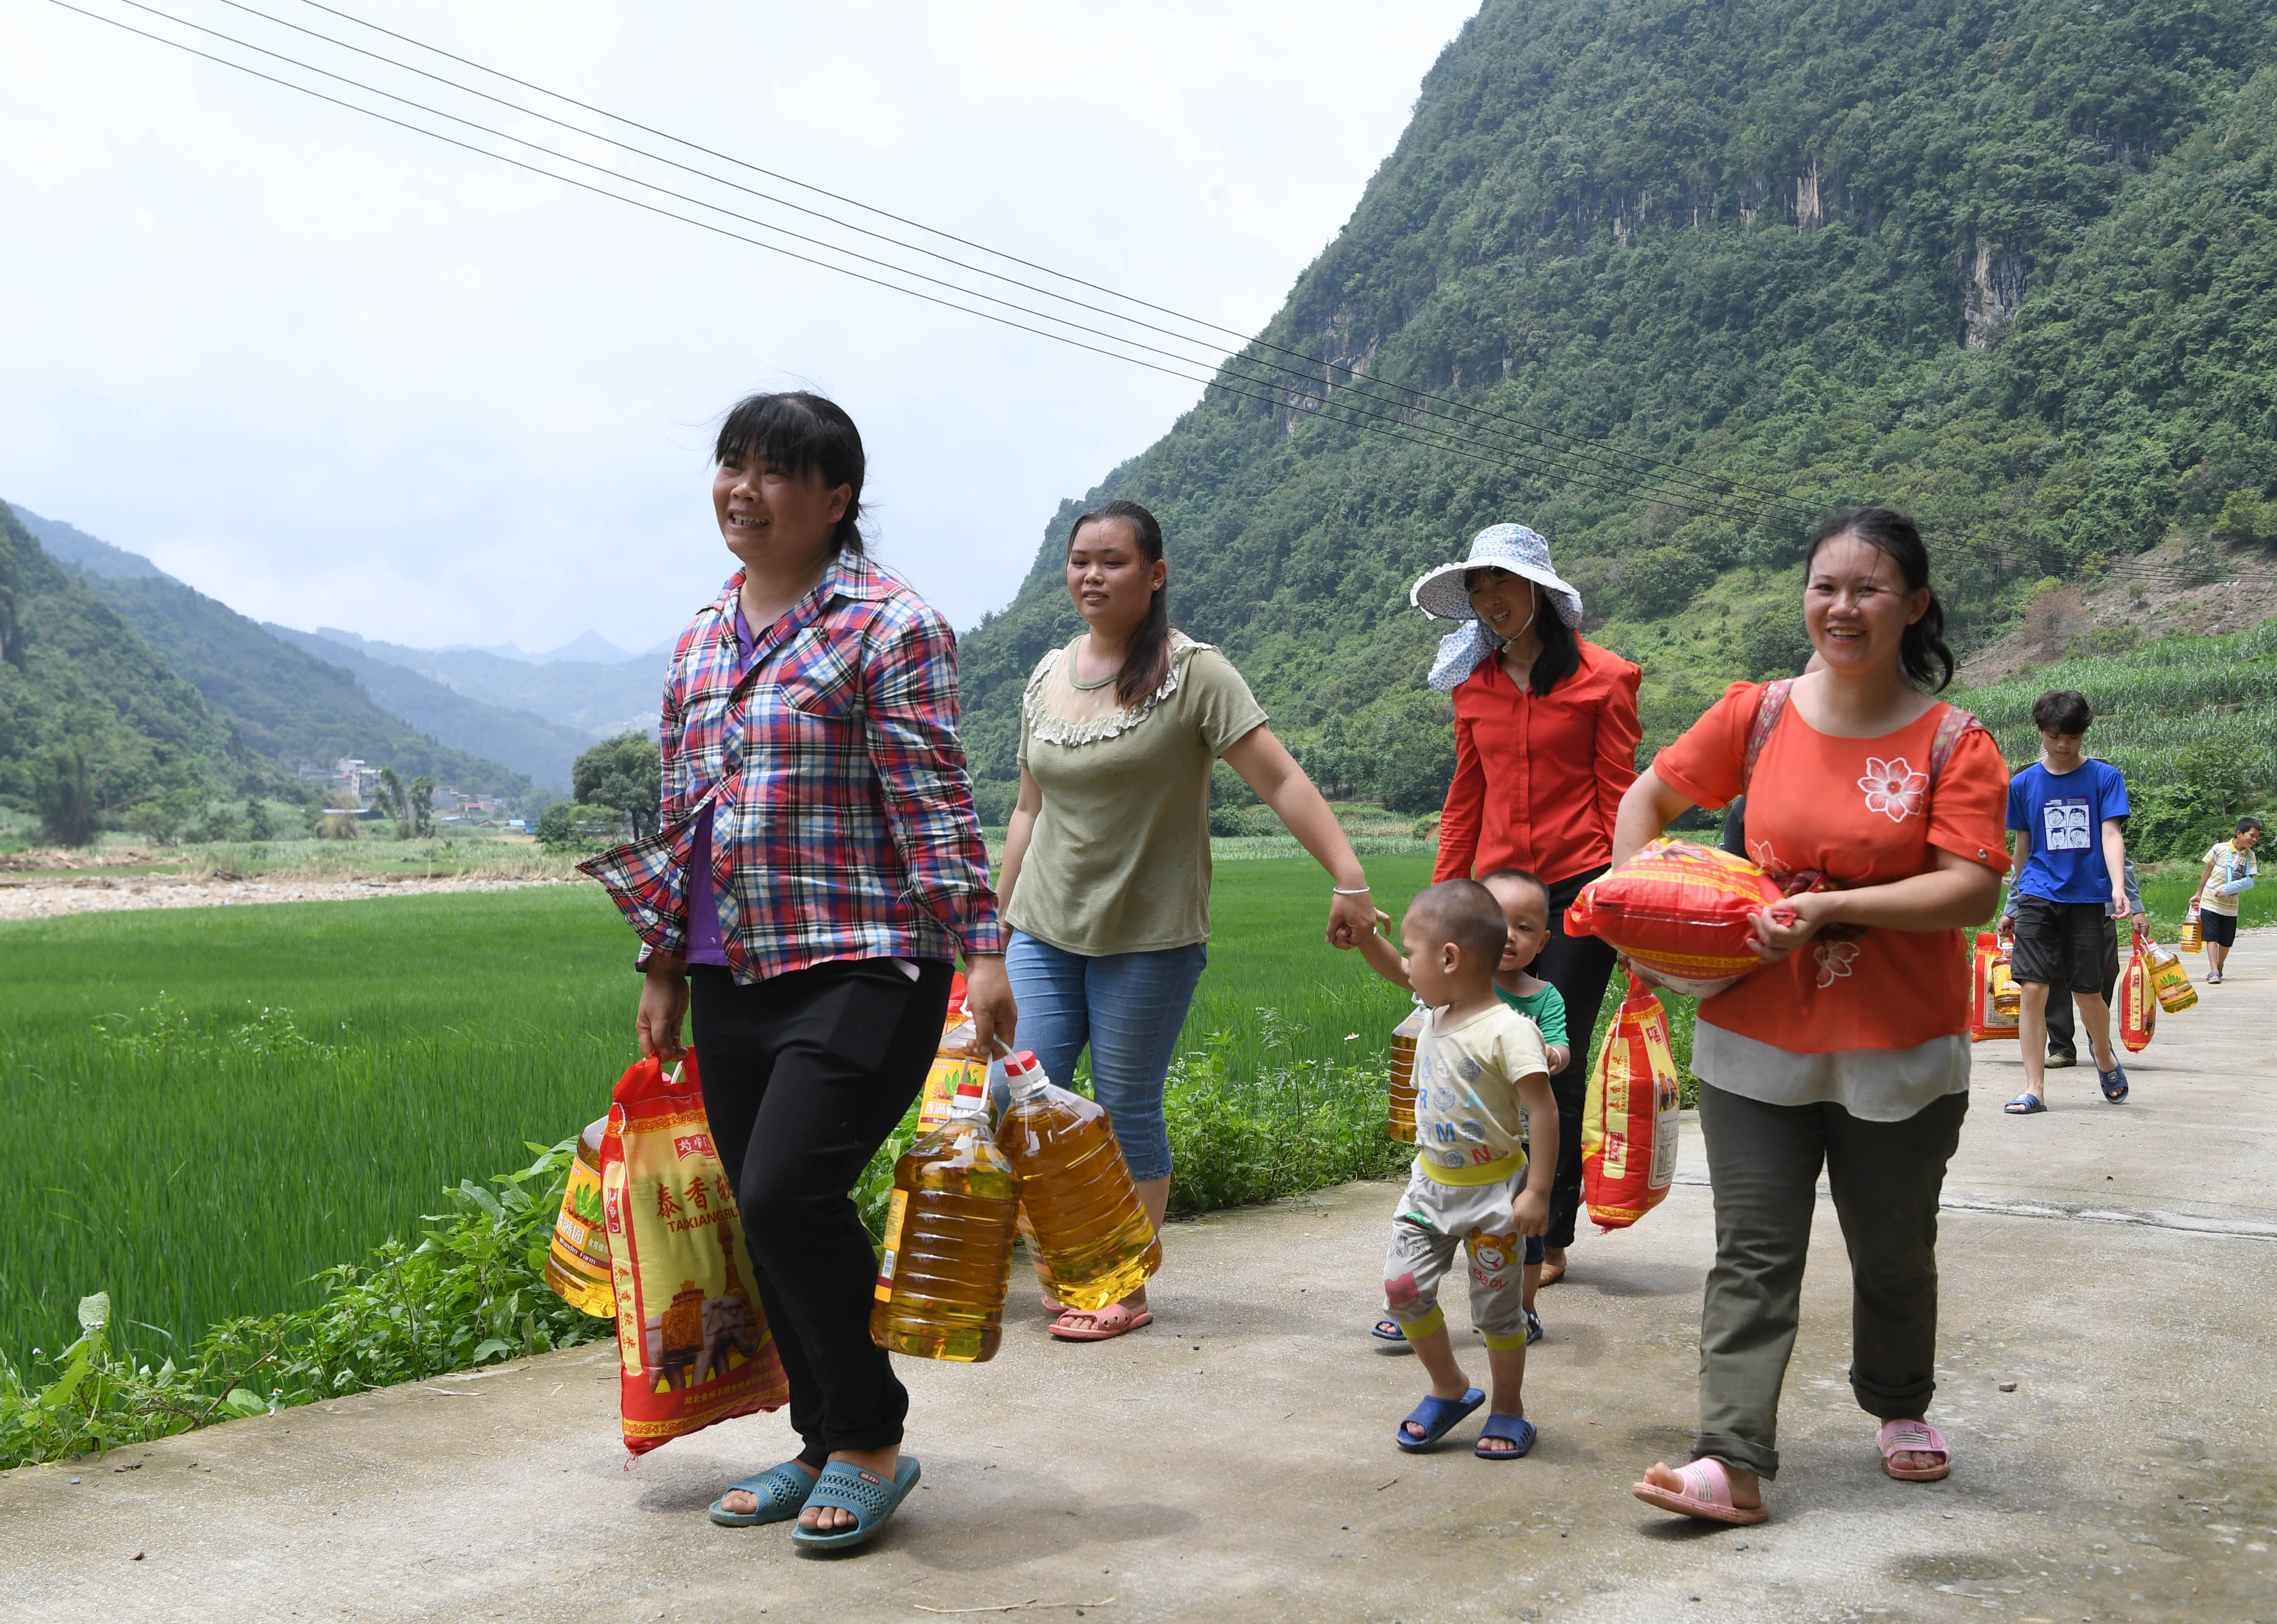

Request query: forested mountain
[
  {"left": 80, "top": 575, "right": 534, "bottom": 800},
  {"left": 12, "top": 504, "right": 173, "bottom": 582},
  {"left": 262, "top": 625, "right": 593, "bottom": 790},
  {"left": 7, "top": 503, "right": 562, "bottom": 795},
  {"left": 956, "top": 0, "right": 2277, "bottom": 814},
  {"left": 0, "top": 501, "right": 267, "bottom": 834}
]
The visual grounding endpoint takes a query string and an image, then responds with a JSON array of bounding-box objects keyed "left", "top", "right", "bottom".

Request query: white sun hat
[{"left": 1408, "top": 524, "right": 1585, "bottom": 690}]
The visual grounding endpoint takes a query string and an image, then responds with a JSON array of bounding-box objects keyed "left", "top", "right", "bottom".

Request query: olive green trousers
[{"left": 1691, "top": 1082, "right": 1968, "bottom": 1479}]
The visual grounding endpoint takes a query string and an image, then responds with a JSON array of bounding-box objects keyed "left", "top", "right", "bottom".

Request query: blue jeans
[{"left": 999, "top": 932, "right": 1208, "bottom": 1184}]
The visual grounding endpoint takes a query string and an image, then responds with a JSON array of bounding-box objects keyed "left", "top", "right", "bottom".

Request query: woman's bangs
[{"left": 714, "top": 396, "right": 829, "bottom": 475}]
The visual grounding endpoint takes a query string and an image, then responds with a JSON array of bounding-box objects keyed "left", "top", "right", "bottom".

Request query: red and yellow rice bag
[
  {"left": 2119, "top": 932, "right": 2156, "bottom": 1053},
  {"left": 600, "top": 1053, "right": 788, "bottom": 1456},
  {"left": 1564, "top": 838, "right": 1791, "bottom": 997},
  {"left": 1580, "top": 975, "right": 1682, "bottom": 1231}
]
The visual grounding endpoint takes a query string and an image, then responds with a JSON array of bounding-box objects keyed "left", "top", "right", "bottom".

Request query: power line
[
  {"left": 208, "top": 0, "right": 1808, "bottom": 522},
  {"left": 83, "top": 1, "right": 1743, "bottom": 521},
  {"left": 169, "top": 0, "right": 1789, "bottom": 525},
  {"left": 286, "top": 0, "right": 1815, "bottom": 519},
  {"left": 45, "top": 0, "right": 1795, "bottom": 529}
]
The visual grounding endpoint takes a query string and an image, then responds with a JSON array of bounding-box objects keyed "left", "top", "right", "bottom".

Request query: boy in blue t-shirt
[{"left": 1999, "top": 690, "right": 2132, "bottom": 1114}]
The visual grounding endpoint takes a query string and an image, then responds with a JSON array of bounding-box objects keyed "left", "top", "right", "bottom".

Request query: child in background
[
  {"left": 1999, "top": 690, "right": 2132, "bottom": 1113},
  {"left": 2194, "top": 816, "right": 2262, "bottom": 985},
  {"left": 1482, "top": 868, "right": 1570, "bottom": 1335},
  {"left": 1357, "top": 879, "right": 1557, "bottom": 1460}
]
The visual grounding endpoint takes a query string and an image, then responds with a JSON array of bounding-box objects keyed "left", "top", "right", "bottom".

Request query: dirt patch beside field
[
  {"left": 1961, "top": 539, "right": 2277, "bottom": 685},
  {"left": 0, "top": 872, "right": 579, "bottom": 922}
]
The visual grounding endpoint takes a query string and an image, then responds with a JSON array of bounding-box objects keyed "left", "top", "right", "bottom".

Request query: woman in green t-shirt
[{"left": 995, "top": 499, "right": 1379, "bottom": 1341}]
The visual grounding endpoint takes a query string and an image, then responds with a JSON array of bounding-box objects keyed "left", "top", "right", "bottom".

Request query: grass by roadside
[{"left": 0, "top": 859, "right": 1453, "bottom": 1451}]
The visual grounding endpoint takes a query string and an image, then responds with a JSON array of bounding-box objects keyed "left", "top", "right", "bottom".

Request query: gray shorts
[{"left": 1381, "top": 1162, "right": 1531, "bottom": 1350}]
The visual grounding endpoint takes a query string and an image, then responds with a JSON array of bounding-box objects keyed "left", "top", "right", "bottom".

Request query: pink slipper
[
  {"left": 1631, "top": 1459, "right": 1769, "bottom": 1525},
  {"left": 1048, "top": 1303, "right": 1153, "bottom": 1341},
  {"left": 1878, "top": 1418, "right": 1951, "bottom": 1481}
]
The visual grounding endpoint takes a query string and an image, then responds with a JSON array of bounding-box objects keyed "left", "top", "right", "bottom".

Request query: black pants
[
  {"left": 2043, "top": 917, "right": 2119, "bottom": 1059},
  {"left": 690, "top": 956, "right": 952, "bottom": 1461},
  {"left": 1533, "top": 865, "right": 1621, "bottom": 1250}
]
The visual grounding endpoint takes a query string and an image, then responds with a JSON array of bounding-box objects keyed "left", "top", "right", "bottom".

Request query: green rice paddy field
[
  {"left": 6, "top": 852, "right": 2258, "bottom": 1374},
  {"left": 0, "top": 858, "right": 1429, "bottom": 1371}
]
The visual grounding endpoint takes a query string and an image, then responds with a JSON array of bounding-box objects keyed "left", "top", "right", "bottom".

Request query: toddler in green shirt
[{"left": 1483, "top": 868, "right": 1570, "bottom": 1329}]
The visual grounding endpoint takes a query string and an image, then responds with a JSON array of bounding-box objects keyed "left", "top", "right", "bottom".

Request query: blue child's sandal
[
  {"left": 789, "top": 1456, "right": 922, "bottom": 1552},
  {"left": 1475, "top": 1415, "right": 1537, "bottom": 1460},
  {"left": 708, "top": 1460, "right": 819, "bottom": 1527},
  {"left": 2098, "top": 1063, "right": 2129, "bottom": 1102},
  {"left": 2002, "top": 1092, "right": 2046, "bottom": 1115},
  {"left": 1371, "top": 1318, "right": 1411, "bottom": 1348},
  {"left": 1396, "top": 1387, "right": 1485, "bottom": 1452}
]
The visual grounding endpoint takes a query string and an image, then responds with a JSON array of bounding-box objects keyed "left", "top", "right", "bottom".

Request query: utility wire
[
  {"left": 206, "top": 0, "right": 1803, "bottom": 522},
  {"left": 178, "top": 0, "right": 1782, "bottom": 524},
  {"left": 92, "top": 0, "right": 1736, "bottom": 520},
  {"left": 47, "top": 0, "right": 1630, "bottom": 505},
  {"left": 288, "top": 0, "right": 1814, "bottom": 519},
  {"left": 48, "top": 0, "right": 1790, "bottom": 527}
]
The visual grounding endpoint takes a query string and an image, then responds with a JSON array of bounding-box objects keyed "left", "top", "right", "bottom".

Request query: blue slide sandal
[
  {"left": 1372, "top": 1318, "right": 1411, "bottom": 1347},
  {"left": 789, "top": 1455, "right": 922, "bottom": 1553},
  {"left": 2099, "top": 1063, "right": 2129, "bottom": 1102},
  {"left": 1396, "top": 1387, "right": 1484, "bottom": 1452},
  {"left": 2002, "top": 1092, "right": 2046, "bottom": 1115},
  {"left": 708, "top": 1460, "right": 819, "bottom": 1527},
  {"left": 1475, "top": 1414, "right": 1537, "bottom": 1460}
]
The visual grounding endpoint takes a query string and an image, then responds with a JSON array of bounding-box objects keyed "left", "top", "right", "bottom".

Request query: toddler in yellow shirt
[{"left": 1358, "top": 878, "right": 1558, "bottom": 1459}]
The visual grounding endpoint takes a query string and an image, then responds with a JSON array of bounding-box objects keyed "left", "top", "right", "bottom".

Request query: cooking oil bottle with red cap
[
  {"left": 993, "top": 1049, "right": 1161, "bottom": 1312},
  {"left": 870, "top": 1068, "right": 1020, "bottom": 1363}
]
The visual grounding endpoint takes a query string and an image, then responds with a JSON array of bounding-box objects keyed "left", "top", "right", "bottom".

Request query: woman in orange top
[
  {"left": 1419, "top": 524, "right": 1641, "bottom": 1284},
  {"left": 1614, "top": 508, "right": 2008, "bottom": 1528}
]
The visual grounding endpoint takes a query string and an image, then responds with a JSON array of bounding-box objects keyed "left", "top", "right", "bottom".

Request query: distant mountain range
[
  {"left": 0, "top": 502, "right": 654, "bottom": 798},
  {"left": 307, "top": 627, "right": 662, "bottom": 742},
  {"left": 440, "top": 629, "right": 666, "bottom": 665}
]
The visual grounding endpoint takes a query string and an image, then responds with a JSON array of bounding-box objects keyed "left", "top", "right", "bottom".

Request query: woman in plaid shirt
[{"left": 585, "top": 392, "right": 1011, "bottom": 1550}]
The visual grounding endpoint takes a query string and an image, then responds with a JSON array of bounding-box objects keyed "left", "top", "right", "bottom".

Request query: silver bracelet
[{"left": 1331, "top": 885, "right": 1373, "bottom": 895}]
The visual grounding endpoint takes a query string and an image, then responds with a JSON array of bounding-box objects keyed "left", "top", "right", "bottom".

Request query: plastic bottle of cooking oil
[
  {"left": 1388, "top": 1001, "right": 1426, "bottom": 1143},
  {"left": 915, "top": 988, "right": 983, "bottom": 1134},
  {"left": 2142, "top": 934, "right": 2199, "bottom": 1012},
  {"left": 993, "top": 1051, "right": 1161, "bottom": 1312},
  {"left": 870, "top": 1070, "right": 1020, "bottom": 1363},
  {"left": 2179, "top": 900, "right": 2204, "bottom": 954},
  {"left": 543, "top": 1117, "right": 616, "bottom": 1317},
  {"left": 1991, "top": 939, "right": 2021, "bottom": 1017}
]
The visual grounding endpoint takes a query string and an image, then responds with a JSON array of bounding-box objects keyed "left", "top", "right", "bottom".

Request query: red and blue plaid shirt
[{"left": 580, "top": 555, "right": 1004, "bottom": 982}]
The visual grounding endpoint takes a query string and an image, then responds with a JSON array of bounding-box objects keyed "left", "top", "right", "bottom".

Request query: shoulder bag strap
[
  {"left": 1740, "top": 679, "right": 1793, "bottom": 793},
  {"left": 1926, "top": 703, "right": 1983, "bottom": 789}
]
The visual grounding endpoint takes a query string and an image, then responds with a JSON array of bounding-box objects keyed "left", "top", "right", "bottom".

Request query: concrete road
[{"left": 7, "top": 942, "right": 2274, "bottom": 1622}]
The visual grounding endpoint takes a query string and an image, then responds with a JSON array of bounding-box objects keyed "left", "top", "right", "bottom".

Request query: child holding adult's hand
[{"left": 1355, "top": 879, "right": 1559, "bottom": 1461}]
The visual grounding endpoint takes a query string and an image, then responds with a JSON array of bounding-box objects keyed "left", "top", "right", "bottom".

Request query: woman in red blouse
[
  {"left": 1615, "top": 508, "right": 2009, "bottom": 1526},
  {"left": 1417, "top": 524, "right": 1641, "bottom": 1286}
]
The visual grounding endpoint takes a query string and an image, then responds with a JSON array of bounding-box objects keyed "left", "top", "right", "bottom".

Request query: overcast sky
[{"left": 1, "top": 0, "right": 1477, "bottom": 653}]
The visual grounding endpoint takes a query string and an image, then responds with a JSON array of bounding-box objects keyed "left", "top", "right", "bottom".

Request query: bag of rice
[
  {"left": 600, "top": 1052, "right": 788, "bottom": 1457},
  {"left": 1580, "top": 975, "right": 1682, "bottom": 1231},
  {"left": 2119, "top": 932, "right": 2156, "bottom": 1053},
  {"left": 1565, "top": 838, "right": 1793, "bottom": 997},
  {"left": 1969, "top": 932, "right": 2020, "bottom": 1043}
]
